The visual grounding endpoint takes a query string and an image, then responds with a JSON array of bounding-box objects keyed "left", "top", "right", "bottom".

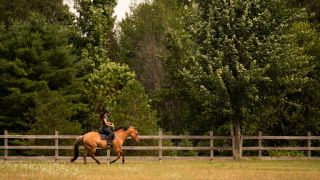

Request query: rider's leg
[{"left": 105, "top": 128, "right": 113, "bottom": 147}]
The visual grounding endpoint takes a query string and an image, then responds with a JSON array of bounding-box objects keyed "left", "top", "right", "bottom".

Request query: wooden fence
[{"left": 1, "top": 130, "right": 320, "bottom": 162}]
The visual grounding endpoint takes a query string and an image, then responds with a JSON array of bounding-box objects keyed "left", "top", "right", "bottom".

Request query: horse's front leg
[
  {"left": 110, "top": 148, "right": 121, "bottom": 164},
  {"left": 120, "top": 150, "right": 125, "bottom": 164}
]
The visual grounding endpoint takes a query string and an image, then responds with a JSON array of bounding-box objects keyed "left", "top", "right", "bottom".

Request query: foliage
[
  {"left": 112, "top": 80, "right": 158, "bottom": 135},
  {"left": 117, "top": 0, "right": 184, "bottom": 91},
  {"left": 181, "top": 0, "right": 312, "bottom": 136},
  {"left": 0, "top": 0, "right": 73, "bottom": 25},
  {"left": 268, "top": 150, "right": 305, "bottom": 157},
  {"left": 117, "top": 0, "right": 200, "bottom": 134},
  {"left": 72, "top": 0, "right": 127, "bottom": 131},
  {"left": 177, "top": 139, "right": 198, "bottom": 156},
  {"left": 152, "top": 5, "right": 203, "bottom": 134},
  {"left": 84, "top": 62, "right": 135, "bottom": 130},
  {"left": 0, "top": 13, "right": 82, "bottom": 133},
  {"left": 84, "top": 61, "right": 158, "bottom": 135},
  {"left": 286, "top": 0, "right": 320, "bottom": 24},
  {"left": 74, "top": 0, "right": 117, "bottom": 76},
  {"left": 28, "top": 90, "right": 82, "bottom": 135},
  {"left": 0, "top": 0, "right": 319, "bottom": 147}
]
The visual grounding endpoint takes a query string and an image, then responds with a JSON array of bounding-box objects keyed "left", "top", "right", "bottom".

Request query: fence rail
[{"left": 1, "top": 130, "right": 319, "bottom": 162}]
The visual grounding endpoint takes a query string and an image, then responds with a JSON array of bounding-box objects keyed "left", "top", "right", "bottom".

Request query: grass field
[{"left": 0, "top": 160, "right": 320, "bottom": 180}]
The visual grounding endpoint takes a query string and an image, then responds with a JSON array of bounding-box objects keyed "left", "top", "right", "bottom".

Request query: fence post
[
  {"left": 55, "top": 131, "right": 59, "bottom": 162},
  {"left": 107, "top": 149, "right": 111, "bottom": 163},
  {"left": 159, "top": 130, "right": 162, "bottom": 162},
  {"left": 308, "top": 132, "right": 311, "bottom": 158},
  {"left": 210, "top": 131, "right": 214, "bottom": 161},
  {"left": 4, "top": 130, "right": 8, "bottom": 161},
  {"left": 258, "top": 131, "right": 262, "bottom": 158}
]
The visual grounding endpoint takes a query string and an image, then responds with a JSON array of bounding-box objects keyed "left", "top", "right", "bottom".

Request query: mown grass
[{"left": 0, "top": 160, "right": 319, "bottom": 180}]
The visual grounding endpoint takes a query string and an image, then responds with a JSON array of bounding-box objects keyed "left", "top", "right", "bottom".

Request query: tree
[
  {"left": 118, "top": 0, "right": 183, "bottom": 91},
  {"left": 85, "top": 62, "right": 157, "bottom": 133},
  {"left": 117, "top": 0, "right": 197, "bottom": 134},
  {"left": 0, "top": 13, "right": 82, "bottom": 133},
  {"left": 113, "top": 80, "right": 158, "bottom": 135},
  {"left": 153, "top": 23, "right": 202, "bottom": 134},
  {"left": 286, "top": 0, "right": 320, "bottom": 24},
  {"left": 183, "top": 0, "right": 311, "bottom": 159},
  {"left": 0, "top": 0, "right": 73, "bottom": 25},
  {"left": 71, "top": 0, "right": 125, "bottom": 130},
  {"left": 74, "top": 0, "right": 117, "bottom": 76},
  {"left": 84, "top": 61, "right": 136, "bottom": 131},
  {"left": 28, "top": 90, "right": 82, "bottom": 135}
]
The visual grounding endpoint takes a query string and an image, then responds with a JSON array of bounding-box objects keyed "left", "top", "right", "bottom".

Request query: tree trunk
[{"left": 231, "top": 120, "right": 242, "bottom": 160}]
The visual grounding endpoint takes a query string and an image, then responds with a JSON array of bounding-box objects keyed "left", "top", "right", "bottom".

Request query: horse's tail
[{"left": 70, "top": 136, "right": 83, "bottom": 162}]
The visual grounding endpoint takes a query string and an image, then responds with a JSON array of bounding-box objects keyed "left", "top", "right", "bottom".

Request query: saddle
[
  {"left": 100, "top": 133, "right": 108, "bottom": 140},
  {"left": 99, "top": 133, "right": 115, "bottom": 141}
]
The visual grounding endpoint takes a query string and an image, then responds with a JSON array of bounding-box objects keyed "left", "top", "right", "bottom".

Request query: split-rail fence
[{"left": 1, "top": 130, "right": 320, "bottom": 162}]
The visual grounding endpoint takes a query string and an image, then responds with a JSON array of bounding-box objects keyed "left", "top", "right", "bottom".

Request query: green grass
[{"left": 1, "top": 160, "right": 320, "bottom": 180}]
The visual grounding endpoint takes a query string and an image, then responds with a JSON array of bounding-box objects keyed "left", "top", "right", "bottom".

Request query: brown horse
[{"left": 70, "top": 126, "right": 139, "bottom": 164}]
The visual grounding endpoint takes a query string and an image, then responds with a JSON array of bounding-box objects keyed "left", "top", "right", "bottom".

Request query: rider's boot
[{"left": 107, "top": 137, "right": 113, "bottom": 148}]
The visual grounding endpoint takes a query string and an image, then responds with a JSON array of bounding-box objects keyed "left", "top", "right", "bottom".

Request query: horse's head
[{"left": 129, "top": 126, "right": 140, "bottom": 142}]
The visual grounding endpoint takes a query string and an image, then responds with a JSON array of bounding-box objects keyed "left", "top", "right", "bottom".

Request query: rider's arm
[{"left": 103, "top": 118, "right": 114, "bottom": 127}]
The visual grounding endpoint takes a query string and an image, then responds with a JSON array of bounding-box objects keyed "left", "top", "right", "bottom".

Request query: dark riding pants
[{"left": 99, "top": 125, "right": 114, "bottom": 145}]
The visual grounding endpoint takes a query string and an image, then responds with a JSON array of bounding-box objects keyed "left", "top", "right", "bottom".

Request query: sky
[
  {"left": 63, "top": 0, "right": 145, "bottom": 22},
  {"left": 114, "top": 0, "right": 133, "bottom": 21}
]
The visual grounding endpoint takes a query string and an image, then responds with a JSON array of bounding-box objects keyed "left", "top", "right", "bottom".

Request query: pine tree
[
  {"left": 0, "top": 0, "right": 73, "bottom": 25},
  {"left": 0, "top": 13, "right": 81, "bottom": 133}
]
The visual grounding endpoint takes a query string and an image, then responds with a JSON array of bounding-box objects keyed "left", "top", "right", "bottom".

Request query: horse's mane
[{"left": 114, "top": 126, "right": 135, "bottom": 132}]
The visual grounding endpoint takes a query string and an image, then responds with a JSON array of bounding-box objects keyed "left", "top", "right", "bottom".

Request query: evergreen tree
[
  {"left": 0, "top": 0, "right": 73, "bottom": 25},
  {"left": 28, "top": 90, "right": 82, "bottom": 135},
  {"left": 0, "top": 14, "right": 82, "bottom": 133}
]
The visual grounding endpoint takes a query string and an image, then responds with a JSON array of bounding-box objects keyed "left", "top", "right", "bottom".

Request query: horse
[{"left": 70, "top": 126, "right": 140, "bottom": 164}]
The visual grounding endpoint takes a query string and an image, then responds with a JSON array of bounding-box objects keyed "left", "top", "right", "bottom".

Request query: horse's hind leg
[
  {"left": 83, "top": 147, "right": 93, "bottom": 164},
  {"left": 83, "top": 150, "right": 87, "bottom": 164},
  {"left": 91, "top": 153, "right": 101, "bottom": 165},
  {"left": 88, "top": 147, "right": 100, "bottom": 165}
]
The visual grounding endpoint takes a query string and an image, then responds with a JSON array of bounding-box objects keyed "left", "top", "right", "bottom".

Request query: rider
[{"left": 99, "top": 108, "right": 115, "bottom": 148}]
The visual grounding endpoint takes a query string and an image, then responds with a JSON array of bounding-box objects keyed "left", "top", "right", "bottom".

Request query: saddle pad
[{"left": 100, "top": 134, "right": 108, "bottom": 140}]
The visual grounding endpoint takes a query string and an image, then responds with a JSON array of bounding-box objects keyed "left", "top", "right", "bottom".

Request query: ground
[{"left": 0, "top": 160, "right": 320, "bottom": 180}]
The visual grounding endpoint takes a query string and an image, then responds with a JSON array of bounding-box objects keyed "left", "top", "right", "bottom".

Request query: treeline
[
  {"left": 0, "top": 0, "right": 319, "bottom": 158},
  {"left": 0, "top": 0, "right": 157, "bottom": 136}
]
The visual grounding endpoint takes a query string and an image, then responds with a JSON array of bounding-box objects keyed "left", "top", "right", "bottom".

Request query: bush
[{"left": 268, "top": 150, "right": 305, "bottom": 157}]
